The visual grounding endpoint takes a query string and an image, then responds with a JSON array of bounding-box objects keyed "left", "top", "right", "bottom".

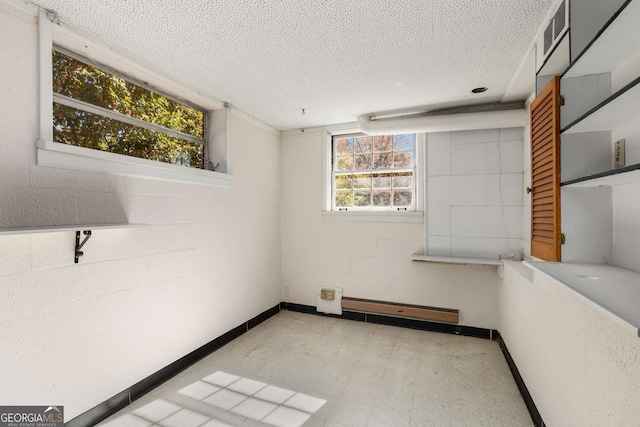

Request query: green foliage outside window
[{"left": 52, "top": 50, "right": 205, "bottom": 168}]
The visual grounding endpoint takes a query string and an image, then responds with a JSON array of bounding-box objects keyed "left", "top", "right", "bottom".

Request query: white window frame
[
  {"left": 36, "top": 11, "right": 232, "bottom": 187},
  {"left": 322, "top": 128, "right": 424, "bottom": 222}
]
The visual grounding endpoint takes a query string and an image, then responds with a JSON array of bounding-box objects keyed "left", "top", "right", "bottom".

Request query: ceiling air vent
[
  {"left": 544, "top": 21, "right": 553, "bottom": 54},
  {"left": 537, "top": 0, "right": 569, "bottom": 71},
  {"left": 544, "top": 0, "right": 566, "bottom": 55},
  {"left": 553, "top": 0, "right": 566, "bottom": 39}
]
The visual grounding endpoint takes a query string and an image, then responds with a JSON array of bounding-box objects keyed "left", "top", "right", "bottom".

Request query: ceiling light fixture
[{"left": 471, "top": 87, "right": 488, "bottom": 94}]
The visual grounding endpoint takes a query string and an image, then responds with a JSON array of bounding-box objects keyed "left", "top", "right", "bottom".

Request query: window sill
[
  {"left": 321, "top": 211, "right": 424, "bottom": 223},
  {"left": 36, "top": 140, "right": 232, "bottom": 188}
]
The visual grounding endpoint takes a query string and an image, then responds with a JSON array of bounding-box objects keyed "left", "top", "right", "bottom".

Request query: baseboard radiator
[{"left": 341, "top": 297, "right": 459, "bottom": 324}]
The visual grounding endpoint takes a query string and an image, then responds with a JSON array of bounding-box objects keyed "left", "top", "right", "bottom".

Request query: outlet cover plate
[
  {"left": 615, "top": 139, "right": 625, "bottom": 168},
  {"left": 317, "top": 286, "right": 342, "bottom": 315}
]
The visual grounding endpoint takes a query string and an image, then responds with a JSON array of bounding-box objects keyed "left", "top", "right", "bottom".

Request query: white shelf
[
  {"left": 562, "top": 163, "right": 640, "bottom": 187},
  {"left": 411, "top": 255, "right": 503, "bottom": 266},
  {"left": 564, "top": 0, "right": 640, "bottom": 78},
  {"left": 525, "top": 261, "right": 640, "bottom": 337},
  {"left": 0, "top": 223, "right": 143, "bottom": 236},
  {"left": 562, "top": 77, "right": 640, "bottom": 134},
  {"left": 0, "top": 223, "right": 145, "bottom": 264}
]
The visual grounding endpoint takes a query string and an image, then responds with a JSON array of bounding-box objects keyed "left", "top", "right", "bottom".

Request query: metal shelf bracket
[{"left": 75, "top": 230, "right": 92, "bottom": 263}]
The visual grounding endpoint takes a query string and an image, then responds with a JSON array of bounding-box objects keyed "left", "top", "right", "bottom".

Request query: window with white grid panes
[{"left": 332, "top": 134, "right": 415, "bottom": 210}]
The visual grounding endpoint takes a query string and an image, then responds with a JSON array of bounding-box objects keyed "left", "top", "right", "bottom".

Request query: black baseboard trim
[
  {"left": 282, "top": 302, "right": 497, "bottom": 340},
  {"left": 496, "top": 333, "right": 545, "bottom": 427},
  {"left": 66, "top": 303, "right": 281, "bottom": 427}
]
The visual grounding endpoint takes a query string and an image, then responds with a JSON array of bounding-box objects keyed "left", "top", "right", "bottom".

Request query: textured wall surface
[
  {"left": 281, "top": 130, "right": 499, "bottom": 329},
  {"left": 499, "top": 262, "right": 640, "bottom": 426},
  {"left": 427, "top": 128, "right": 524, "bottom": 259},
  {"left": 0, "top": 3, "right": 281, "bottom": 419}
]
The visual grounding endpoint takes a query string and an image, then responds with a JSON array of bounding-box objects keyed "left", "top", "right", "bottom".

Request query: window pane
[
  {"left": 336, "top": 155, "right": 354, "bottom": 171},
  {"left": 53, "top": 50, "right": 204, "bottom": 139},
  {"left": 354, "top": 190, "right": 371, "bottom": 207},
  {"left": 335, "top": 190, "right": 353, "bottom": 207},
  {"left": 354, "top": 154, "right": 372, "bottom": 170},
  {"left": 393, "top": 150, "right": 414, "bottom": 168},
  {"left": 332, "top": 133, "right": 416, "bottom": 211},
  {"left": 393, "top": 190, "right": 413, "bottom": 207},
  {"left": 373, "top": 152, "right": 393, "bottom": 169},
  {"left": 372, "top": 174, "right": 391, "bottom": 188},
  {"left": 335, "top": 175, "right": 352, "bottom": 189},
  {"left": 353, "top": 136, "right": 372, "bottom": 154},
  {"left": 394, "top": 134, "right": 414, "bottom": 151},
  {"left": 373, "top": 190, "right": 391, "bottom": 207},
  {"left": 53, "top": 103, "right": 204, "bottom": 168},
  {"left": 353, "top": 175, "right": 371, "bottom": 188},
  {"left": 335, "top": 138, "right": 354, "bottom": 155},
  {"left": 373, "top": 135, "right": 393, "bottom": 152},
  {"left": 393, "top": 173, "right": 412, "bottom": 188}
]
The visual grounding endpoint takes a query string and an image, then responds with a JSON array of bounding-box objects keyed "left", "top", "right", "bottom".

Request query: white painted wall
[
  {"left": 427, "top": 128, "right": 524, "bottom": 259},
  {"left": 281, "top": 130, "right": 499, "bottom": 329},
  {"left": 0, "top": 3, "right": 281, "bottom": 420},
  {"left": 498, "top": 261, "right": 640, "bottom": 426},
  {"left": 612, "top": 181, "right": 640, "bottom": 272}
]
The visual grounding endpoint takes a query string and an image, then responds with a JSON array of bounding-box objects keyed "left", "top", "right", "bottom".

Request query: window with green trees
[
  {"left": 332, "top": 134, "right": 415, "bottom": 210},
  {"left": 52, "top": 49, "right": 206, "bottom": 169}
]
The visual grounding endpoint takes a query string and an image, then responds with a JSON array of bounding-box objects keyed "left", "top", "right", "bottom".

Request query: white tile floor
[{"left": 98, "top": 311, "right": 533, "bottom": 427}]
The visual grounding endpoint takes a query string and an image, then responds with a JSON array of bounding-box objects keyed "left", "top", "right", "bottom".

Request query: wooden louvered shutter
[{"left": 530, "top": 76, "right": 561, "bottom": 262}]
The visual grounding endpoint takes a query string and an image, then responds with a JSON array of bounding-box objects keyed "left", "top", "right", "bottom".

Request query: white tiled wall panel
[{"left": 427, "top": 128, "right": 525, "bottom": 259}]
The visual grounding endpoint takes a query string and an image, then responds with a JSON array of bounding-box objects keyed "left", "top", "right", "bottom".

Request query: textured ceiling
[{"left": 32, "top": 0, "right": 555, "bottom": 130}]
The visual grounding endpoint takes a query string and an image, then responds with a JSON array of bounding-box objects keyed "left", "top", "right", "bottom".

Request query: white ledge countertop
[
  {"left": 411, "top": 255, "right": 503, "bottom": 266},
  {"left": 525, "top": 261, "right": 640, "bottom": 337}
]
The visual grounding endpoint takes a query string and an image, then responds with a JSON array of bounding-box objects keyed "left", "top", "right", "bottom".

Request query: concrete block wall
[
  {"left": 281, "top": 130, "right": 499, "bottom": 329},
  {"left": 499, "top": 261, "right": 640, "bottom": 426},
  {"left": 0, "top": 2, "right": 281, "bottom": 419}
]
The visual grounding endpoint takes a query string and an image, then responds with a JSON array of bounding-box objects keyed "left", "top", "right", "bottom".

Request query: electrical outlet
[
  {"left": 615, "top": 139, "right": 625, "bottom": 168},
  {"left": 320, "top": 289, "right": 335, "bottom": 301}
]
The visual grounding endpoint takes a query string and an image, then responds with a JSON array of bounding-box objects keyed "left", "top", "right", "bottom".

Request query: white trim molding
[{"left": 36, "top": 140, "right": 233, "bottom": 187}]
